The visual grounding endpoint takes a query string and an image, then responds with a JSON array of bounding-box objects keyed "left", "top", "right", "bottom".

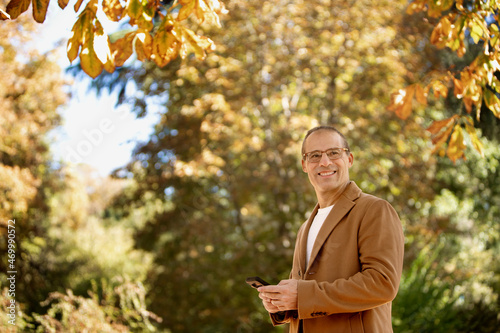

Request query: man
[{"left": 258, "top": 125, "right": 404, "bottom": 332}]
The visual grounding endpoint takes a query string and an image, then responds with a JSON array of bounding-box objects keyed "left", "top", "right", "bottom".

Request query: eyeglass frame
[{"left": 302, "top": 147, "right": 350, "bottom": 162}]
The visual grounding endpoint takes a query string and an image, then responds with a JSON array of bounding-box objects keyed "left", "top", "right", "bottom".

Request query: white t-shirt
[{"left": 306, "top": 205, "right": 334, "bottom": 267}]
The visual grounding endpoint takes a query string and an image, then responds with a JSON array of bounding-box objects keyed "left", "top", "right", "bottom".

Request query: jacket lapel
[
  {"left": 298, "top": 204, "right": 319, "bottom": 274},
  {"left": 306, "top": 181, "right": 362, "bottom": 272}
]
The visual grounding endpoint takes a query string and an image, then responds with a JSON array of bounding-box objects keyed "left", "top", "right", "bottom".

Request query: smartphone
[{"left": 245, "top": 276, "right": 270, "bottom": 289}]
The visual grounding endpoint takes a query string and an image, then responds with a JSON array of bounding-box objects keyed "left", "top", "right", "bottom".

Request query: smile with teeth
[{"left": 318, "top": 170, "right": 336, "bottom": 176}]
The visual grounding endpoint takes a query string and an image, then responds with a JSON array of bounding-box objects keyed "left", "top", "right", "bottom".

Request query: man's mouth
[{"left": 318, "top": 170, "right": 336, "bottom": 176}]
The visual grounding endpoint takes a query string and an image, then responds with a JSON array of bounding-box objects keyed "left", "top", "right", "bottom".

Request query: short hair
[{"left": 301, "top": 126, "right": 350, "bottom": 158}]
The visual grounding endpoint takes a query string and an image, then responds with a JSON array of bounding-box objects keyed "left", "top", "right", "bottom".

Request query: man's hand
[{"left": 258, "top": 279, "right": 298, "bottom": 313}]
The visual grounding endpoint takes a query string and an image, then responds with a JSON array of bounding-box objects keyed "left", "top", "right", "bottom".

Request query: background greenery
[{"left": 1, "top": 0, "right": 499, "bottom": 332}]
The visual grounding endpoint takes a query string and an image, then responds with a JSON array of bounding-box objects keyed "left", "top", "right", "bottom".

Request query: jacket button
[{"left": 298, "top": 270, "right": 301, "bottom": 277}]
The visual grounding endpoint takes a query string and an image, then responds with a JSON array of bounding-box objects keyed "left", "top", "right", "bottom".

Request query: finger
[
  {"left": 277, "top": 279, "right": 291, "bottom": 286},
  {"left": 257, "top": 285, "right": 282, "bottom": 293},
  {"left": 258, "top": 292, "right": 274, "bottom": 301}
]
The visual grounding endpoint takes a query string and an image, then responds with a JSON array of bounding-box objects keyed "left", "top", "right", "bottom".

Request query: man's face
[{"left": 301, "top": 130, "right": 353, "bottom": 195}]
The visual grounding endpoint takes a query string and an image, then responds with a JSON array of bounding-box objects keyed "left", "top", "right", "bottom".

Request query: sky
[{"left": 38, "top": 2, "right": 160, "bottom": 177}]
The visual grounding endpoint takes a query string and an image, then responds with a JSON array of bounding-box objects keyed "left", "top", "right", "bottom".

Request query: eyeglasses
[{"left": 302, "top": 148, "right": 349, "bottom": 163}]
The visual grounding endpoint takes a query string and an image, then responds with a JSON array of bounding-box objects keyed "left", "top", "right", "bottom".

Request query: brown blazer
[{"left": 271, "top": 181, "right": 404, "bottom": 333}]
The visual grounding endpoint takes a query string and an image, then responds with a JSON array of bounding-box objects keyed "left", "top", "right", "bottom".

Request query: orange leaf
[
  {"left": 5, "top": 0, "right": 30, "bottom": 19},
  {"left": 453, "top": 77, "right": 464, "bottom": 98},
  {"left": 32, "top": 0, "right": 50, "bottom": 23},
  {"left": 387, "top": 86, "right": 414, "bottom": 120},
  {"left": 415, "top": 84, "right": 427, "bottom": 105},
  {"left": 177, "top": 0, "right": 196, "bottom": 21},
  {"left": 134, "top": 30, "right": 153, "bottom": 61},
  {"left": 447, "top": 124, "right": 466, "bottom": 163},
  {"left": 463, "top": 96, "right": 473, "bottom": 114},
  {"left": 430, "top": 121, "right": 454, "bottom": 155},
  {"left": 58, "top": 0, "right": 69, "bottom": 9},
  {"left": 102, "top": 0, "right": 125, "bottom": 22},
  {"left": 74, "top": 0, "right": 84, "bottom": 12},
  {"left": 110, "top": 31, "right": 135, "bottom": 66},
  {"left": 427, "top": 115, "right": 458, "bottom": 136}
]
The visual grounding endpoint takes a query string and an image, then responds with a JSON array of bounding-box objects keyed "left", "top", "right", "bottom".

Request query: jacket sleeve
[
  {"left": 296, "top": 199, "right": 404, "bottom": 319},
  {"left": 269, "top": 222, "right": 307, "bottom": 326}
]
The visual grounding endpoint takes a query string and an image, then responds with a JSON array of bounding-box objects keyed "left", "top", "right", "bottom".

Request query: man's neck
[{"left": 317, "top": 181, "right": 350, "bottom": 208}]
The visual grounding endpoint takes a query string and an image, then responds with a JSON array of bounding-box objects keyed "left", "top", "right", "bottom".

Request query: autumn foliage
[
  {"left": 1, "top": 0, "right": 226, "bottom": 78},
  {"left": 388, "top": 0, "right": 500, "bottom": 162}
]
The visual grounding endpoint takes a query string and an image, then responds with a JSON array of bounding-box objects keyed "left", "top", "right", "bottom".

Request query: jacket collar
[{"left": 299, "top": 181, "right": 363, "bottom": 272}]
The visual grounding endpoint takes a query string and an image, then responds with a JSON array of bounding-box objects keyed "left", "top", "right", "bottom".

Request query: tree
[
  {"left": 388, "top": 0, "right": 500, "bottom": 162},
  {"left": 0, "top": 5, "right": 158, "bottom": 330},
  {"left": 1, "top": 0, "right": 227, "bottom": 78},
  {"left": 0, "top": 2, "right": 68, "bottom": 311}
]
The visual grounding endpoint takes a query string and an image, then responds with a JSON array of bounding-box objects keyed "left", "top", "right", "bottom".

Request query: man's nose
[{"left": 319, "top": 152, "right": 333, "bottom": 166}]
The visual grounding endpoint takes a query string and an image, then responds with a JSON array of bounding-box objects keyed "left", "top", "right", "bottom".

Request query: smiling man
[{"left": 258, "top": 125, "right": 404, "bottom": 332}]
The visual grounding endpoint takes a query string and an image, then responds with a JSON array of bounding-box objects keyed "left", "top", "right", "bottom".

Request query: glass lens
[{"left": 307, "top": 148, "right": 343, "bottom": 162}]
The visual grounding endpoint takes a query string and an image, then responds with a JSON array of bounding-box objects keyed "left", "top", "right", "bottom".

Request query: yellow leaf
[
  {"left": 93, "top": 20, "right": 115, "bottom": 73},
  {"left": 483, "top": 89, "right": 500, "bottom": 118},
  {"left": 58, "top": 0, "right": 69, "bottom": 10},
  {"left": 102, "top": 0, "right": 125, "bottom": 22},
  {"left": 80, "top": 36, "right": 104, "bottom": 78},
  {"left": 0, "top": 8, "right": 11, "bottom": 19},
  {"left": 32, "top": 0, "right": 50, "bottom": 23},
  {"left": 431, "top": 80, "right": 448, "bottom": 99},
  {"left": 179, "top": 26, "right": 214, "bottom": 60},
  {"left": 67, "top": 13, "right": 86, "bottom": 62},
  {"left": 177, "top": 0, "right": 196, "bottom": 21},
  {"left": 152, "top": 18, "right": 180, "bottom": 67},
  {"left": 447, "top": 124, "right": 466, "bottom": 163},
  {"left": 430, "top": 16, "right": 451, "bottom": 49},
  {"left": 5, "top": 0, "right": 30, "bottom": 19},
  {"left": 464, "top": 117, "right": 484, "bottom": 157}
]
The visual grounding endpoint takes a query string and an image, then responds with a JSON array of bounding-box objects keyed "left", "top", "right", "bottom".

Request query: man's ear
[
  {"left": 347, "top": 152, "right": 354, "bottom": 168},
  {"left": 301, "top": 159, "right": 308, "bottom": 173}
]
